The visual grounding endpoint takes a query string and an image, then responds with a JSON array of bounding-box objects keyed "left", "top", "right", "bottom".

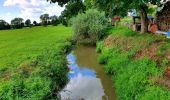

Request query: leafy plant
[
  {"left": 71, "top": 9, "right": 108, "bottom": 44},
  {"left": 96, "top": 41, "right": 104, "bottom": 53}
]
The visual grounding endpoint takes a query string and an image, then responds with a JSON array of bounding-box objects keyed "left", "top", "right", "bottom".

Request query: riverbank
[
  {"left": 97, "top": 26, "right": 170, "bottom": 99},
  {"left": 0, "top": 26, "right": 73, "bottom": 99}
]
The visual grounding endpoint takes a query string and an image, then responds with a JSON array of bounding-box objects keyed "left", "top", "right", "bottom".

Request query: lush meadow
[{"left": 0, "top": 25, "right": 72, "bottom": 99}]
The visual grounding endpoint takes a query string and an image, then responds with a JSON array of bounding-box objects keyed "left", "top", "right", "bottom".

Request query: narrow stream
[{"left": 61, "top": 45, "right": 116, "bottom": 100}]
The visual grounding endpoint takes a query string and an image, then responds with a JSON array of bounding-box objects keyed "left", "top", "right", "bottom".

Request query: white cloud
[
  {"left": 7, "top": 12, "right": 11, "bottom": 16},
  {"left": 3, "top": 0, "right": 65, "bottom": 22}
]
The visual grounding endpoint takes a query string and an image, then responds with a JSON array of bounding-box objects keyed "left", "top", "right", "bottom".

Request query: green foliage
[
  {"left": 50, "top": 15, "right": 60, "bottom": 26},
  {"left": 40, "top": 14, "right": 50, "bottom": 26},
  {"left": 161, "top": 58, "right": 168, "bottom": 67},
  {"left": 0, "top": 26, "right": 72, "bottom": 99},
  {"left": 115, "top": 58, "right": 158, "bottom": 100},
  {"left": 148, "top": 5, "right": 158, "bottom": 16},
  {"left": 25, "top": 19, "right": 31, "bottom": 27},
  {"left": 59, "top": 0, "right": 86, "bottom": 26},
  {"left": 96, "top": 41, "right": 104, "bottom": 53},
  {"left": 72, "top": 9, "right": 108, "bottom": 44},
  {"left": 11, "top": 18, "right": 24, "bottom": 29},
  {"left": 47, "top": 0, "right": 70, "bottom": 6},
  {"left": 98, "top": 26, "right": 170, "bottom": 100},
  {"left": 0, "top": 20, "right": 10, "bottom": 30},
  {"left": 36, "top": 43, "right": 71, "bottom": 99},
  {"left": 98, "top": 48, "right": 113, "bottom": 64},
  {"left": 0, "top": 75, "right": 51, "bottom": 100},
  {"left": 84, "top": 0, "right": 94, "bottom": 9},
  {"left": 94, "top": 0, "right": 128, "bottom": 17},
  {"left": 139, "top": 86, "right": 170, "bottom": 100}
]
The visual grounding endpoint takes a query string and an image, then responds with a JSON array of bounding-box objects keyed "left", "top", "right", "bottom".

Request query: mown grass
[
  {"left": 0, "top": 25, "right": 73, "bottom": 99},
  {"left": 0, "top": 25, "right": 72, "bottom": 70},
  {"left": 97, "top": 26, "right": 170, "bottom": 100}
]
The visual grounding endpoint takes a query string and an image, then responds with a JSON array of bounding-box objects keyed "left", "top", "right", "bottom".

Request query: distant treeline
[{"left": 0, "top": 14, "right": 66, "bottom": 30}]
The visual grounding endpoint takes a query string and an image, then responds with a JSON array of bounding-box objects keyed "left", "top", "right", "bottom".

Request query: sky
[{"left": 0, "top": 0, "right": 65, "bottom": 23}]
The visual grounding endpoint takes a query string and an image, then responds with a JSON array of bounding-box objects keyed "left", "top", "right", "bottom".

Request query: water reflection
[
  {"left": 61, "top": 53, "right": 105, "bottom": 100},
  {"left": 67, "top": 53, "right": 96, "bottom": 78},
  {"left": 61, "top": 46, "right": 116, "bottom": 100}
]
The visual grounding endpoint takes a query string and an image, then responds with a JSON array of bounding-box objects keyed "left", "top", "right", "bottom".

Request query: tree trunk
[{"left": 140, "top": 5, "right": 148, "bottom": 33}]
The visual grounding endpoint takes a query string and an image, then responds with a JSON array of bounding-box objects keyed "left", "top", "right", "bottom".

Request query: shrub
[
  {"left": 96, "top": 41, "right": 104, "bottom": 53},
  {"left": 71, "top": 9, "right": 108, "bottom": 44}
]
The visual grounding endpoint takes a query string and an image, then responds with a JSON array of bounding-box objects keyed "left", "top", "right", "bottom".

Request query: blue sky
[{"left": 0, "top": 0, "right": 64, "bottom": 23}]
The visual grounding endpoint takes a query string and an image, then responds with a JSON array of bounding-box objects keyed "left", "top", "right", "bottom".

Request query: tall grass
[
  {"left": 97, "top": 26, "right": 170, "bottom": 100},
  {"left": 0, "top": 26, "right": 73, "bottom": 99}
]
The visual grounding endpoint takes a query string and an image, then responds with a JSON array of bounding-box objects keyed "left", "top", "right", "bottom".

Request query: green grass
[
  {"left": 97, "top": 26, "right": 170, "bottom": 100},
  {"left": 0, "top": 25, "right": 72, "bottom": 70},
  {"left": 121, "top": 17, "right": 133, "bottom": 23},
  {"left": 0, "top": 25, "right": 72, "bottom": 99}
]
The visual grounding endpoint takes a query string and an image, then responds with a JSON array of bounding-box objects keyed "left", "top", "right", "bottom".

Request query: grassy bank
[
  {"left": 0, "top": 25, "right": 73, "bottom": 99},
  {"left": 97, "top": 26, "right": 170, "bottom": 100}
]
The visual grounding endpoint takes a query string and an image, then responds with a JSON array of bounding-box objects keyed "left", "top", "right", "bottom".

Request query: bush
[
  {"left": 71, "top": 9, "right": 108, "bottom": 44},
  {"left": 96, "top": 41, "right": 104, "bottom": 53},
  {"left": 98, "top": 48, "right": 113, "bottom": 64}
]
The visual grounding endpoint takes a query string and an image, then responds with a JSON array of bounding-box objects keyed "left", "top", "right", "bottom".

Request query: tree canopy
[
  {"left": 25, "top": 19, "right": 31, "bottom": 27},
  {"left": 50, "top": 15, "right": 60, "bottom": 26},
  {"left": 47, "top": 0, "right": 71, "bottom": 6},
  {"left": 40, "top": 14, "right": 50, "bottom": 26},
  {"left": 58, "top": 0, "right": 85, "bottom": 26},
  {"left": 0, "top": 20, "right": 10, "bottom": 30},
  {"left": 94, "top": 0, "right": 161, "bottom": 33},
  {"left": 11, "top": 18, "right": 24, "bottom": 29}
]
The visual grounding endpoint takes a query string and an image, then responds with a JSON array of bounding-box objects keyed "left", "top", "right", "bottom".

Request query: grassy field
[
  {"left": 0, "top": 25, "right": 72, "bottom": 70},
  {"left": 0, "top": 25, "right": 72, "bottom": 99},
  {"left": 97, "top": 26, "right": 170, "bottom": 100}
]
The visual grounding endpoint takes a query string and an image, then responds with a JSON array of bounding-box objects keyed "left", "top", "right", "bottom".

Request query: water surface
[{"left": 61, "top": 45, "right": 116, "bottom": 100}]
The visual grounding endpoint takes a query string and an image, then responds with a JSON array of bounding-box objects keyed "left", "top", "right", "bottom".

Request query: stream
[{"left": 60, "top": 45, "right": 116, "bottom": 100}]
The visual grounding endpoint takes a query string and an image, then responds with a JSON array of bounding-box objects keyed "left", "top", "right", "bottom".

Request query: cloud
[
  {"left": 7, "top": 12, "right": 11, "bottom": 16},
  {"left": 3, "top": 0, "right": 65, "bottom": 22}
]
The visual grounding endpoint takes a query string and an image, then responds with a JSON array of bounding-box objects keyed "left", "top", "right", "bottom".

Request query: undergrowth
[
  {"left": 97, "top": 26, "right": 170, "bottom": 100},
  {"left": 0, "top": 41, "right": 72, "bottom": 100}
]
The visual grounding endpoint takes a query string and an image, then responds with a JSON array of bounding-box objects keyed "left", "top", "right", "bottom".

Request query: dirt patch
[
  {"left": 104, "top": 35, "right": 117, "bottom": 48},
  {"left": 0, "top": 70, "right": 12, "bottom": 81},
  {"left": 104, "top": 35, "right": 133, "bottom": 51},
  {"left": 134, "top": 43, "right": 161, "bottom": 62},
  {"left": 165, "top": 50, "right": 170, "bottom": 62},
  {"left": 151, "top": 77, "right": 170, "bottom": 89},
  {"left": 0, "top": 61, "right": 36, "bottom": 82},
  {"left": 16, "top": 61, "right": 36, "bottom": 77}
]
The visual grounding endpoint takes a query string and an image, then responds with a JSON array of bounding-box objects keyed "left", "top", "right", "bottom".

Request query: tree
[
  {"left": 11, "top": 18, "right": 24, "bottom": 29},
  {"left": 47, "top": 0, "right": 70, "bottom": 6},
  {"left": 40, "top": 14, "right": 50, "bottom": 26},
  {"left": 59, "top": 0, "right": 86, "bottom": 26},
  {"left": 84, "top": 0, "right": 94, "bottom": 9},
  {"left": 94, "top": 0, "right": 128, "bottom": 17},
  {"left": 25, "top": 19, "right": 31, "bottom": 27},
  {"left": 127, "top": 0, "right": 161, "bottom": 33},
  {"left": 50, "top": 15, "right": 60, "bottom": 26},
  {"left": 0, "top": 20, "right": 10, "bottom": 30},
  {"left": 33, "top": 21, "right": 37, "bottom": 26},
  {"left": 94, "top": 0, "right": 161, "bottom": 33}
]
